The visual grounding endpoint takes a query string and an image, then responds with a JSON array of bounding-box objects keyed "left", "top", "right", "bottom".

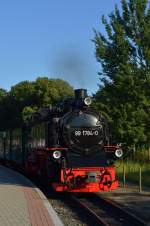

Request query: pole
[
  {"left": 139, "top": 167, "right": 142, "bottom": 193},
  {"left": 148, "top": 147, "right": 150, "bottom": 161},
  {"left": 123, "top": 164, "right": 126, "bottom": 188}
]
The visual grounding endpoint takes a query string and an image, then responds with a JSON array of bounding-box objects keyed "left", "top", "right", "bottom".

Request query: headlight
[
  {"left": 115, "top": 149, "right": 123, "bottom": 158},
  {"left": 84, "top": 97, "right": 92, "bottom": 106},
  {"left": 53, "top": 150, "right": 61, "bottom": 159}
]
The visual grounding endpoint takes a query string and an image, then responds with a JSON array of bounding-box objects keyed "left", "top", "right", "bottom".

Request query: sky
[{"left": 0, "top": 0, "right": 121, "bottom": 95}]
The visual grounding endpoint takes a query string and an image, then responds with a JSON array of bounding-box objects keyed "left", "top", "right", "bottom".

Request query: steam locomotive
[{"left": 0, "top": 89, "right": 123, "bottom": 192}]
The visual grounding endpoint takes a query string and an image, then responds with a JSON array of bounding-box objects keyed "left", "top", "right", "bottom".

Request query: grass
[{"left": 116, "top": 160, "right": 150, "bottom": 188}]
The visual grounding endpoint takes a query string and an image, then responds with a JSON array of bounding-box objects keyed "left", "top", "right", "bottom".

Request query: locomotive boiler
[{"left": 0, "top": 89, "right": 123, "bottom": 192}]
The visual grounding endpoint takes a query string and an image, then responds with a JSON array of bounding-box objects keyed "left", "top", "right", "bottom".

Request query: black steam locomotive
[{"left": 0, "top": 89, "right": 122, "bottom": 192}]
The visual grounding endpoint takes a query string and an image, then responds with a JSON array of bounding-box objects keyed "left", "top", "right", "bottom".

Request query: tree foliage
[
  {"left": 0, "top": 88, "right": 7, "bottom": 100},
  {"left": 34, "top": 77, "right": 74, "bottom": 107},
  {"left": 93, "top": 0, "right": 150, "bottom": 147},
  {"left": 0, "top": 77, "right": 74, "bottom": 129}
]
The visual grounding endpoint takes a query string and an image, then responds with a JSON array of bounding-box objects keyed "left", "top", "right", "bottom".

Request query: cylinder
[{"left": 74, "top": 89, "right": 87, "bottom": 99}]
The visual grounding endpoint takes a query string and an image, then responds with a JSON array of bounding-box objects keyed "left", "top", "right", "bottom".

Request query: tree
[
  {"left": 0, "top": 88, "right": 8, "bottom": 130},
  {"left": 34, "top": 77, "right": 74, "bottom": 107},
  {"left": 0, "top": 88, "right": 7, "bottom": 100},
  {"left": 93, "top": 0, "right": 150, "bottom": 147},
  {"left": 0, "top": 77, "right": 74, "bottom": 130},
  {"left": 4, "top": 81, "right": 36, "bottom": 128}
]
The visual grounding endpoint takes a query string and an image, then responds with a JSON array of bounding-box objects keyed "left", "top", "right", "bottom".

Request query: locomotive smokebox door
[{"left": 61, "top": 110, "right": 105, "bottom": 155}]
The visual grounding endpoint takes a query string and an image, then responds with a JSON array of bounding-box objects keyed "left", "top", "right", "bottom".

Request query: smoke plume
[{"left": 48, "top": 47, "right": 89, "bottom": 88}]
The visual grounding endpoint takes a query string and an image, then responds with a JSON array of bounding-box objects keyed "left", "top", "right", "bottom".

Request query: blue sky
[{"left": 0, "top": 0, "right": 121, "bottom": 95}]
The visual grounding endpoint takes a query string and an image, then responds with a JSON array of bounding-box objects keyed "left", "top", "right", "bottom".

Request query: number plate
[{"left": 74, "top": 130, "right": 99, "bottom": 136}]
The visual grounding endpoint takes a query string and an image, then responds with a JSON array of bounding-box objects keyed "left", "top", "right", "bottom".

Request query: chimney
[{"left": 74, "top": 89, "right": 87, "bottom": 99}]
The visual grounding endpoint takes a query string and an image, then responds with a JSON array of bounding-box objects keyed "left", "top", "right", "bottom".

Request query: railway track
[
  {"left": 71, "top": 193, "right": 147, "bottom": 226},
  {"left": 33, "top": 178, "right": 148, "bottom": 226}
]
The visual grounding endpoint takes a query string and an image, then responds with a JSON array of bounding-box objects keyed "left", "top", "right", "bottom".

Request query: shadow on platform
[{"left": 0, "top": 164, "right": 35, "bottom": 187}]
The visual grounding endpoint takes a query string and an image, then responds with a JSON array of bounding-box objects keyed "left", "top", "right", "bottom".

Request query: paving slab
[{"left": 0, "top": 165, "right": 64, "bottom": 226}]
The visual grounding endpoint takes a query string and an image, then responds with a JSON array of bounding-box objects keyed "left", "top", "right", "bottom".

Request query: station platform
[{"left": 0, "top": 165, "right": 64, "bottom": 226}]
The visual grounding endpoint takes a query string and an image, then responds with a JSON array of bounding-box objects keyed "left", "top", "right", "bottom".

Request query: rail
[{"left": 71, "top": 193, "right": 147, "bottom": 226}]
